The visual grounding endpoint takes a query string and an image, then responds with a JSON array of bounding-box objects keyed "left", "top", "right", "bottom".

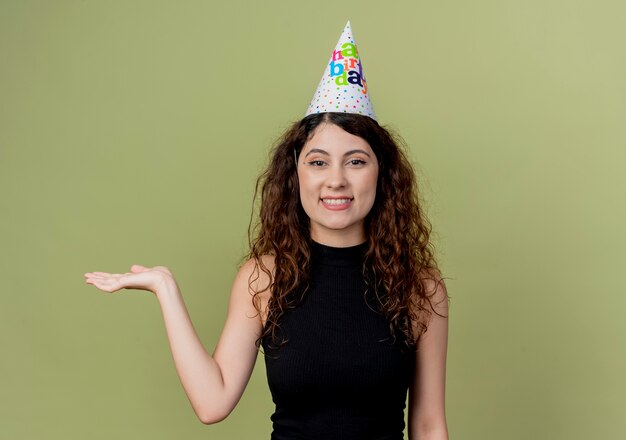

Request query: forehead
[{"left": 302, "top": 123, "right": 373, "bottom": 155}]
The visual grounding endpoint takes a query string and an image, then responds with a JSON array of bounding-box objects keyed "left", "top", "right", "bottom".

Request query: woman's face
[{"left": 297, "top": 122, "right": 379, "bottom": 247}]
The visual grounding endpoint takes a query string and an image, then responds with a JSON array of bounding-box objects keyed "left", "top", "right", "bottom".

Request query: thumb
[{"left": 130, "top": 264, "right": 148, "bottom": 273}]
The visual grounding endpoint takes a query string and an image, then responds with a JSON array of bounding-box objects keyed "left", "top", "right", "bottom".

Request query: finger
[
  {"left": 153, "top": 265, "right": 172, "bottom": 275},
  {"left": 86, "top": 278, "right": 116, "bottom": 292},
  {"left": 85, "top": 273, "right": 119, "bottom": 284},
  {"left": 85, "top": 277, "right": 107, "bottom": 287},
  {"left": 85, "top": 272, "right": 112, "bottom": 279},
  {"left": 92, "top": 274, "right": 128, "bottom": 292}
]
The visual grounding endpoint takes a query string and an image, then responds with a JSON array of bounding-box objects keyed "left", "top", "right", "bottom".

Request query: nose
[{"left": 325, "top": 164, "right": 347, "bottom": 189}]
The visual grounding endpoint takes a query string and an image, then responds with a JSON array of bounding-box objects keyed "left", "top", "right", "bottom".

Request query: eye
[
  {"left": 306, "top": 160, "right": 326, "bottom": 166},
  {"left": 348, "top": 159, "right": 366, "bottom": 166}
]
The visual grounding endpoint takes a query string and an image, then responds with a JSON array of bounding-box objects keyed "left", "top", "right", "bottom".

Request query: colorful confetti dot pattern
[{"left": 305, "top": 21, "right": 377, "bottom": 121}]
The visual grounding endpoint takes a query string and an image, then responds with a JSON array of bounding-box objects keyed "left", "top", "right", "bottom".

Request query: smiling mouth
[{"left": 320, "top": 198, "right": 353, "bottom": 205}]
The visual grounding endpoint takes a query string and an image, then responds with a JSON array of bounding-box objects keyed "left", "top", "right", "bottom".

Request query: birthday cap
[{"left": 305, "top": 21, "right": 376, "bottom": 121}]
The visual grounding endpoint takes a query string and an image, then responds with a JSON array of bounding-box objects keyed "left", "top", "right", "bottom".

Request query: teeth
[{"left": 322, "top": 198, "right": 351, "bottom": 205}]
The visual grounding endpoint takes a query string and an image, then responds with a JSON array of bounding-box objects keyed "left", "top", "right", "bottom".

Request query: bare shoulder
[
  {"left": 419, "top": 268, "right": 449, "bottom": 314},
  {"left": 409, "top": 268, "right": 449, "bottom": 337},
  {"left": 236, "top": 254, "right": 275, "bottom": 292},
  {"left": 234, "top": 254, "right": 276, "bottom": 327},
  {"left": 411, "top": 268, "right": 449, "bottom": 347}
]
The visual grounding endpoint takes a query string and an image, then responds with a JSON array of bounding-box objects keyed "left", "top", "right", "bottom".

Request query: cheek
[
  {"left": 364, "top": 170, "right": 379, "bottom": 198},
  {"left": 361, "top": 173, "right": 378, "bottom": 213},
  {"left": 297, "top": 173, "right": 308, "bottom": 197},
  {"left": 297, "top": 172, "right": 317, "bottom": 210},
  {"left": 298, "top": 171, "right": 321, "bottom": 195}
]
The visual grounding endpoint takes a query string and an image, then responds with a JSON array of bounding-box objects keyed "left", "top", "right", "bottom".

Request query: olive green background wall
[{"left": 1, "top": 0, "right": 624, "bottom": 438}]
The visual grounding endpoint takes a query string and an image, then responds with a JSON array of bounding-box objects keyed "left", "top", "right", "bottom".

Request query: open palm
[{"left": 84, "top": 264, "right": 173, "bottom": 295}]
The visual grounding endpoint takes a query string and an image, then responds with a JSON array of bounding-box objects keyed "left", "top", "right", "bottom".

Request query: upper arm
[
  {"left": 209, "top": 256, "right": 272, "bottom": 421},
  {"left": 408, "top": 273, "right": 450, "bottom": 438}
]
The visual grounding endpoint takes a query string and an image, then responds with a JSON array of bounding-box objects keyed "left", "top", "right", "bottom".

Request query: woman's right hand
[
  {"left": 83, "top": 264, "right": 174, "bottom": 296},
  {"left": 84, "top": 258, "right": 271, "bottom": 424}
]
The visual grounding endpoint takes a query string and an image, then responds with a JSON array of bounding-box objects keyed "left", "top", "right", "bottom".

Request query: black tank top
[{"left": 262, "top": 240, "right": 415, "bottom": 440}]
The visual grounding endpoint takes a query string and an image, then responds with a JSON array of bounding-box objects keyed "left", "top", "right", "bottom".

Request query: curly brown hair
[{"left": 244, "top": 112, "right": 448, "bottom": 354}]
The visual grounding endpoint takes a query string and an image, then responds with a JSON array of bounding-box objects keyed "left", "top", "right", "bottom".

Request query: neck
[{"left": 310, "top": 227, "right": 366, "bottom": 248}]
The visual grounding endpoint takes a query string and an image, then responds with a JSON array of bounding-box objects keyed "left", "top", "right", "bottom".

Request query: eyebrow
[{"left": 304, "top": 148, "right": 371, "bottom": 158}]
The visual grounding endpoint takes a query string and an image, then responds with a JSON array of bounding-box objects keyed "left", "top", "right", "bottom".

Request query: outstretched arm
[
  {"left": 84, "top": 258, "right": 268, "bottom": 424},
  {"left": 408, "top": 275, "right": 449, "bottom": 440},
  {"left": 155, "top": 259, "right": 265, "bottom": 423}
]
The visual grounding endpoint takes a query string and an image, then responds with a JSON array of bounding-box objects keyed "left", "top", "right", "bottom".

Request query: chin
[{"left": 320, "top": 221, "right": 359, "bottom": 232}]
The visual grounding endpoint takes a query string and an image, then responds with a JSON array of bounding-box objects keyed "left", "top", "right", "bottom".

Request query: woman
[{"left": 84, "top": 22, "right": 449, "bottom": 440}]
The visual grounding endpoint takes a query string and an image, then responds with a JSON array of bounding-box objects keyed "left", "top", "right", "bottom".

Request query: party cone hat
[{"left": 305, "top": 21, "right": 376, "bottom": 120}]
